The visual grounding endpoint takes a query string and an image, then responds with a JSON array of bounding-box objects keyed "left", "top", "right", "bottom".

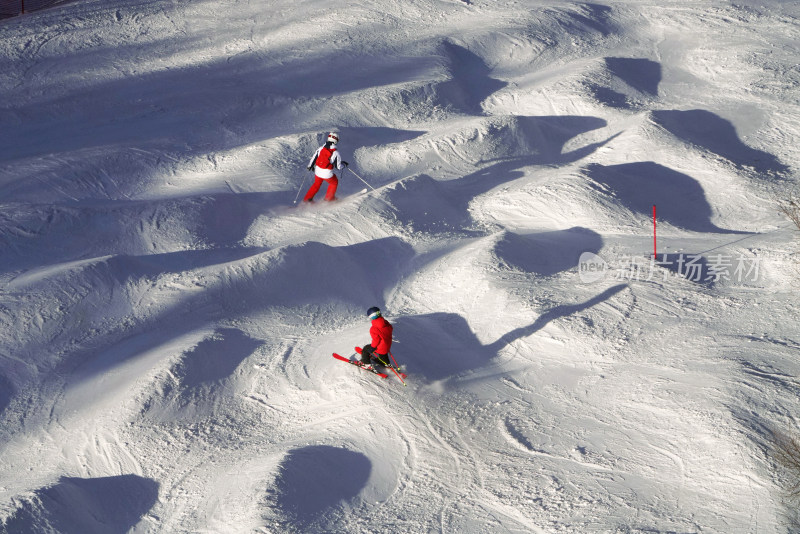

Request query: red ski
[{"left": 333, "top": 353, "right": 388, "bottom": 379}]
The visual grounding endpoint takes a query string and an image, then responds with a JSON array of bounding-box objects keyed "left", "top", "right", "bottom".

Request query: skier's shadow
[{"left": 392, "top": 284, "right": 626, "bottom": 382}]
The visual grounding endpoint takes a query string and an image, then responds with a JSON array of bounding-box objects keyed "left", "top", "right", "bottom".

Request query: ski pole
[
  {"left": 386, "top": 361, "right": 406, "bottom": 386},
  {"left": 389, "top": 351, "right": 402, "bottom": 369},
  {"left": 387, "top": 351, "right": 406, "bottom": 386},
  {"left": 346, "top": 167, "right": 377, "bottom": 191},
  {"left": 293, "top": 171, "right": 311, "bottom": 204}
]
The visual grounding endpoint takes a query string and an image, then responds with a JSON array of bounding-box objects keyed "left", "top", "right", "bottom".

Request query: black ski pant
[{"left": 360, "top": 345, "right": 389, "bottom": 366}]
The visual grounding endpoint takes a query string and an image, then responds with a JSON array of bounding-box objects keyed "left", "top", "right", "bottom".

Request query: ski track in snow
[{"left": 1, "top": 0, "right": 799, "bottom": 532}]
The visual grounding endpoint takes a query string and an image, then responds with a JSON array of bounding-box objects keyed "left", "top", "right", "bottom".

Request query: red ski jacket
[
  {"left": 309, "top": 144, "right": 342, "bottom": 179},
  {"left": 315, "top": 146, "right": 336, "bottom": 170},
  {"left": 369, "top": 317, "right": 393, "bottom": 354}
]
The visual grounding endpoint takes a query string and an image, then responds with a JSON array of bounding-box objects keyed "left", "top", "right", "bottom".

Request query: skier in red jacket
[
  {"left": 357, "top": 306, "right": 393, "bottom": 368},
  {"left": 303, "top": 131, "right": 348, "bottom": 202}
]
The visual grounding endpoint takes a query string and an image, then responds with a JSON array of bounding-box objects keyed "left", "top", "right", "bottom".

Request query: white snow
[{"left": 1, "top": 0, "right": 799, "bottom": 532}]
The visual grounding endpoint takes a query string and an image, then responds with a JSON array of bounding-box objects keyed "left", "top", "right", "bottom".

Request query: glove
[
  {"left": 342, "top": 161, "right": 349, "bottom": 167},
  {"left": 307, "top": 165, "right": 313, "bottom": 171}
]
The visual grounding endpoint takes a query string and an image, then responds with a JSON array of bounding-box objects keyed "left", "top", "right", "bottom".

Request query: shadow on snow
[
  {"left": 142, "top": 328, "right": 263, "bottom": 420},
  {"left": 652, "top": 109, "right": 790, "bottom": 176},
  {"left": 436, "top": 41, "right": 508, "bottom": 115},
  {"left": 0, "top": 374, "right": 12, "bottom": 416},
  {"left": 2, "top": 475, "right": 158, "bottom": 534},
  {"left": 393, "top": 284, "right": 627, "bottom": 382},
  {"left": 270, "top": 445, "right": 371, "bottom": 530},
  {"left": 439, "top": 115, "right": 617, "bottom": 213},
  {"left": 604, "top": 57, "right": 661, "bottom": 96},
  {"left": 493, "top": 227, "right": 604, "bottom": 277},
  {"left": 587, "top": 57, "right": 662, "bottom": 109},
  {"left": 585, "top": 161, "right": 751, "bottom": 234},
  {"left": 33, "top": 237, "right": 413, "bottom": 386}
]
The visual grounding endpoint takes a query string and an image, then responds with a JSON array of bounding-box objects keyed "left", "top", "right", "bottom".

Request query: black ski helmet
[{"left": 367, "top": 306, "right": 381, "bottom": 319}]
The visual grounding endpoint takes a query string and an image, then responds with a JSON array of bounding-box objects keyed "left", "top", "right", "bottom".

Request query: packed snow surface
[{"left": 1, "top": 0, "right": 799, "bottom": 532}]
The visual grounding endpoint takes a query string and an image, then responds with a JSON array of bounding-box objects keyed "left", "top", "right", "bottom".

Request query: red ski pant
[{"left": 304, "top": 175, "right": 338, "bottom": 201}]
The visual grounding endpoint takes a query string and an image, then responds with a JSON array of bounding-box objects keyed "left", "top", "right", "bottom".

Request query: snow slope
[{"left": 1, "top": 0, "right": 799, "bottom": 532}]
